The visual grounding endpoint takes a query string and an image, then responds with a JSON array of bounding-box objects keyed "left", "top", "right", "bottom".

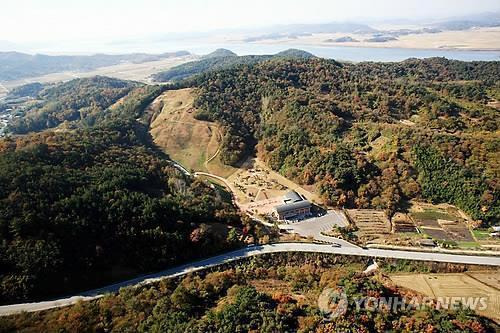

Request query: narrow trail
[{"left": 204, "top": 127, "right": 223, "bottom": 167}]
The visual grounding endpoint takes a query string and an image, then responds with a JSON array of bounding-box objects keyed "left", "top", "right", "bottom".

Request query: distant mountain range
[
  {"left": 152, "top": 48, "right": 316, "bottom": 82},
  {"left": 433, "top": 12, "right": 500, "bottom": 30},
  {"left": 201, "top": 48, "right": 237, "bottom": 59},
  {"left": 0, "top": 51, "right": 190, "bottom": 81},
  {"left": 238, "top": 13, "right": 500, "bottom": 44},
  {"left": 265, "top": 22, "right": 377, "bottom": 35}
]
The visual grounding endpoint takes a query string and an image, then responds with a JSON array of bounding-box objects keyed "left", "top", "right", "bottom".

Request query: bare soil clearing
[
  {"left": 410, "top": 201, "right": 477, "bottom": 245},
  {"left": 231, "top": 157, "right": 323, "bottom": 213}
]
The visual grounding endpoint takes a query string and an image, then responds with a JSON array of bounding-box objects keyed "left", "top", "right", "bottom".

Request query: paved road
[
  {"left": 1, "top": 242, "right": 499, "bottom": 316},
  {"left": 194, "top": 172, "right": 231, "bottom": 188},
  {"left": 171, "top": 161, "right": 191, "bottom": 176}
]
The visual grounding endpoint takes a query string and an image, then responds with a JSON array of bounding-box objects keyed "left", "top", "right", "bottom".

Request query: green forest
[
  {"left": 7, "top": 76, "right": 140, "bottom": 133},
  {"left": 190, "top": 57, "right": 499, "bottom": 224},
  {"left": 152, "top": 48, "right": 315, "bottom": 82},
  {"left": 0, "top": 78, "right": 263, "bottom": 303},
  {"left": 0, "top": 119, "right": 245, "bottom": 303},
  {"left": 1, "top": 253, "right": 496, "bottom": 333},
  {"left": 1, "top": 55, "right": 498, "bottom": 308}
]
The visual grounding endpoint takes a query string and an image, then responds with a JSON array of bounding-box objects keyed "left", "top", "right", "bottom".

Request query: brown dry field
[
  {"left": 149, "top": 88, "right": 235, "bottom": 177},
  {"left": 250, "top": 27, "right": 500, "bottom": 51},
  {"left": 391, "top": 271, "right": 500, "bottom": 322},
  {"left": 346, "top": 209, "right": 391, "bottom": 241},
  {"left": 0, "top": 55, "right": 195, "bottom": 92}
]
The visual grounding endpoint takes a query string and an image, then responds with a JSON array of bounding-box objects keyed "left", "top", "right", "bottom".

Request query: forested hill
[
  {"left": 201, "top": 48, "right": 238, "bottom": 59},
  {"left": 191, "top": 57, "right": 500, "bottom": 224},
  {"left": 0, "top": 118, "right": 245, "bottom": 303},
  {"left": 0, "top": 76, "right": 257, "bottom": 303},
  {"left": 0, "top": 51, "right": 190, "bottom": 81},
  {"left": 151, "top": 48, "right": 315, "bottom": 82},
  {"left": 6, "top": 76, "right": 166, "bottom": 134}
]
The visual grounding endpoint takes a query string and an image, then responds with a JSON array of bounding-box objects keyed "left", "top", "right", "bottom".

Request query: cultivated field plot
[
  {"left": 391, "top": 272, "right": 500, "bottom": 322},
  {"left": 391, "top": 213, "right": 416, "bottom": 233},
  {"left": 410, "top": 202, "right": 475, "bottom": 244},
  {"left": 149, "top": 88, "right": 235, "bottom": 177},
  {"left": 346, "top": 209, "right": 391, "bottom": 242}
]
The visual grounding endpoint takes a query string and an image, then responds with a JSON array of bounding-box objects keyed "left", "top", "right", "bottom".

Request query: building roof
[
  {"left": 275, "top": 200, "right": 311, "bottom": 213},
  {"left": 283, "top": 191, "right": 303, "bottom": 203}
]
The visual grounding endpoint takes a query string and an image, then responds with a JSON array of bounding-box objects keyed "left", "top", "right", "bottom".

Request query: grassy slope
[{"left": 149, "top": 88, "right": 236, "bottom": 177}]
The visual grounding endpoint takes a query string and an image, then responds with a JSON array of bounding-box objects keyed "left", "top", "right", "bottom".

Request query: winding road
[{"left": 1, "top": 242, "right": 499, "bottom": 316}]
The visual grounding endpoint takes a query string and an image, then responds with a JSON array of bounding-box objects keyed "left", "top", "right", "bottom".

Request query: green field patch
[{"left": 411, "top": 210, "right": 456, "bottom": 221}]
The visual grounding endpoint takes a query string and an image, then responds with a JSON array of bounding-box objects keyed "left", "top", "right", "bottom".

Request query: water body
[
  {"left": 183, "top": 43, "right": 500, "bottom": 62},
  {"left": 35, "top": 39, "right": 500, "bottom": 62}
]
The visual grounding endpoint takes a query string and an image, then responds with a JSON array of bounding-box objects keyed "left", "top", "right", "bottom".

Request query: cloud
[{"left": 1, "top": 0, "right": 499, "bottom": 44}]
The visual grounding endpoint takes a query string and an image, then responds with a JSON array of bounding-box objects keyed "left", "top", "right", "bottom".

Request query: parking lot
[{"left": 279, "top": 210, "right": 357, "bottom": 247}]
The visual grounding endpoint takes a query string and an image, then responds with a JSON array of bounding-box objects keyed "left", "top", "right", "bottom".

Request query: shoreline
[{"left": 243, "top": 39, "right": 500, "bottom": 53}]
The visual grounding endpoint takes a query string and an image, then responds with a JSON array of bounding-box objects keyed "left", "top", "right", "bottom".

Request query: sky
[{"left": 1, "top": 0, "right": 499, "bottom": 46}]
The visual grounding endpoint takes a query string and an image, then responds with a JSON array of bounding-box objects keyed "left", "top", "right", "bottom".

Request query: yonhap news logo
[
  {"left": 317, "top": 287, "right": 348, "bottom": 320},
  {"left": 318, "top": 287, "right": 488, "bottom": 321}
]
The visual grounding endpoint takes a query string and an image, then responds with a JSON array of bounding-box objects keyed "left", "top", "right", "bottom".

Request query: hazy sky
[{"left": 1, "top": 0, "right": 499, "bottom": 43}]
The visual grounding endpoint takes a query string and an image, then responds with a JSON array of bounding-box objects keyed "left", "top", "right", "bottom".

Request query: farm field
[
  {"left": 409, "top": 201, "right": 478, "bottom": 247},
  {"left": 390, "top": 271, "right": 500, "bottom": 322},
  {"left": 345, "top": 209, "right": 391, "bottom": 243}
]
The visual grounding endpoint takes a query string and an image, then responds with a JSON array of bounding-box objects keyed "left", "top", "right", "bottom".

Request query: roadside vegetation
[{"left": 1, "top": 253, "right": 496, "bottom": 332}]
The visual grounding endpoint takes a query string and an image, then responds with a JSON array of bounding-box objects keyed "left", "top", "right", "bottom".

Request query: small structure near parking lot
[{"left": 273, "top": 191, "right": 311, "bottom": 221}]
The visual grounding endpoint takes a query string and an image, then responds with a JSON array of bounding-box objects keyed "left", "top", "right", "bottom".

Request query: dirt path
[{"left": 204, "top": 127, "right": 222, "bottom": 166}]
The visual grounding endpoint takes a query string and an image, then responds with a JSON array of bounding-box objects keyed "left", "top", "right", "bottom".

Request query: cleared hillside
[{"left": 149, "top": 88, "right": 236, "bottom": 177}]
